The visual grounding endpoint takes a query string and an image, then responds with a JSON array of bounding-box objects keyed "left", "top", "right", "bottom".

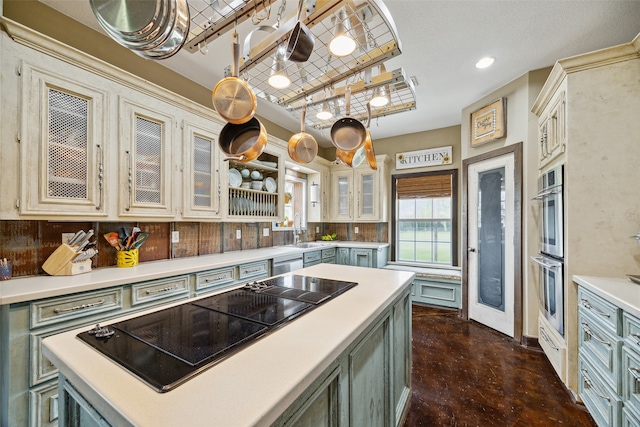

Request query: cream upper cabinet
[
  {"left": 118, "top": 96, "right": 175, "bottom": 218},
  {"left": 181, "top": 116, "right": 222, "bottom": 219},
  {"left": 331, "top": 168, "right": 354, "bottom": 221},
  {"left": 329, "top": 155, "right": 389, "bottom": 222},
  {"left": 18, "top": 62, "right": 109, "bottom": 217},
  {"left": 355, "top": 168, "right": 379, "bottom": 220},
  {"left": 537, "top": 88, "right": 566, "bottom": 169}
]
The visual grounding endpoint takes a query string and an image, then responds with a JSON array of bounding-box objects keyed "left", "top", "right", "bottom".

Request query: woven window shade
[{"left": 396, "top": 174, "right": 452, "bottom": 199}]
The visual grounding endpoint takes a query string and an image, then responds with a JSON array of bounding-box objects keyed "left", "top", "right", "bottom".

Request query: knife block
[{"left": 42, "top": 244, "right": 92, "bottom": 276}]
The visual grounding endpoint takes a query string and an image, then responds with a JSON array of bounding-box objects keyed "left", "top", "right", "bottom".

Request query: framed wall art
[{"left": 470, "top": 98, "right": 506, "bottom": 147}]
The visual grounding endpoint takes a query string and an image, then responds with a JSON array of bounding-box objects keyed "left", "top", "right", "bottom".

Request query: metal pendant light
[{"left": 329, "top": 8, "right": 356, "bottom": 57}]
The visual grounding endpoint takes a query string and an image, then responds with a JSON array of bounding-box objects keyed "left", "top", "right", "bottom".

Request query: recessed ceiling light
[{"left": 475, "top": 57, "right": 495, "bottom": 69}]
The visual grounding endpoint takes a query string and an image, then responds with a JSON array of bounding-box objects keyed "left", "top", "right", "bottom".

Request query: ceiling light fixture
[
  {"left": 475, "top": 57, "right": 495, "bottom": 69},
  {"left": 268, "top": 45, "right": 291, "bottom": 89},
  {"left": 316, "top": 101, "right": 334, "bottom": 120},
  {"left": 329, "top": 9, "right": 356, "bottom": 57}
]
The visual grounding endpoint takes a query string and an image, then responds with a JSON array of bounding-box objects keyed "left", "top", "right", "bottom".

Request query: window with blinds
[{"left": 392, "top": 170, "right": 458, "bottom": 265}]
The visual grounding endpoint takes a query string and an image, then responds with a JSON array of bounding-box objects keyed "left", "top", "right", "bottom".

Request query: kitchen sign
[{"left": 395, "top": 146, "right": 452, "bottom": 170}]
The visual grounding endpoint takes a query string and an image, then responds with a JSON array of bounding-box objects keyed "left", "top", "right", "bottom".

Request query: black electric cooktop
[{"left": 77, "top": 274, "right": 357, "bottom": 392}]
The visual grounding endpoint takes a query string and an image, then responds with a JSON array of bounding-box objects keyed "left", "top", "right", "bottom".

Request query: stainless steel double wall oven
[{"left": 531, "top": 165, "right": 564, "bottom": 335}]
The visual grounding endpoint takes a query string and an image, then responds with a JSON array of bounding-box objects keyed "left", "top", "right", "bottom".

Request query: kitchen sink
[{"left": 290, "top": 242, "right": 331, "bottom": 248}]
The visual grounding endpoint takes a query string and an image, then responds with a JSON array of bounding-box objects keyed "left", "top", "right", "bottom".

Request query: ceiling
[{"left": 40, "top": 0, "right": 640, "bottom": 148}]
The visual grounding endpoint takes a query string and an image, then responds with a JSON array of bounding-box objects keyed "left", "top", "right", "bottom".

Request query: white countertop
[
  {"left": 42, "top": 264, "right": 413, "bottom": 427},
  {"left": 573, "top": 275, "right": 640, "bottom": 318},
  {"left": 0, "top": 242, "right": 389, "bottom": 305}
]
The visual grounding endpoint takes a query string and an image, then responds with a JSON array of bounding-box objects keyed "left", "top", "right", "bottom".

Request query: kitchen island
[{"left": 42, "top": 264, "right": 414, "bottom": 426}]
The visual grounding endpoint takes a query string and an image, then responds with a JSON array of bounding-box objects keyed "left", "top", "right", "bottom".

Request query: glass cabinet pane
[
  {"left": 361, "top": 173, "right": 374, "bottom": 215},
  {"left": 337, "top": 176, "right": 349, "bottom": 215},
  {"left": 193, "top": 135, "right": 213, "bottom": 208}
]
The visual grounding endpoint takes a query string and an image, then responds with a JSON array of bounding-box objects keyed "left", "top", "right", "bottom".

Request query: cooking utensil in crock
[
  {"left": 363, "top": 102, "right": 377, "bottom": 170},
  {"left": 212, "top": 31, "right": 257, "bottom": 124},
  {"left": 288, "top": 105, "right": 318, "bottom": 164},
  {"left": 218, "top": 117, "right": 267, "bottom": 162},
  {"left": 330, "top": 87, "right": 366, "bottom": 151},
  {"left": 89, "top": 0, "right": 189, "bottom": 60},
  {"left": 285, "top": 0, "right": 315, "bottom": 62}
]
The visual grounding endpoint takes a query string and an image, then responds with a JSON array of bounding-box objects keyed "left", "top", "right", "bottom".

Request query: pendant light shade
[
  {"left": 268, "top": 45, "right": 291, "bottom": 89},
  {"left": 329, "top": 9, "right": 356, "bottom": 57},
  {"left": 370, "top": 86, "right": 389, "bottom": 107},
  {"left": 316, "top": 101, "right": 333, "bottom": 120}
]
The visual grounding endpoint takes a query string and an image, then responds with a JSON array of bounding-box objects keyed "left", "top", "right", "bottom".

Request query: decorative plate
[
  {"left": 228, "top": 168, "right": 242, "bottom": 187},
  {"left": 264, "top": 177, "right": 277, "bottom": 193}
]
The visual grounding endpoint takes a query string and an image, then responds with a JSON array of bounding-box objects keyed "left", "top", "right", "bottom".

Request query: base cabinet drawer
[
  {"left": 196, "top": 267, "right": 236, "bottom": 292},
  {"left": 578, "top": 287, "right": 622, "bottom": 334},
  {"left": 579, "top": 356, "right": 622, "bottom": 427},
  {"left": 238, "top": 260, "right": 269, "bottom": 280},
  {"left": 578, "top": 311, "right": 623, "bottom": 393},
  {"left": 411, "top": 278, "right": 461, "bottom": 309},
  {"left": 30, "top": 288, "right": 124, "bottom": 329},
  {"left": 131, "top": 276, "right": 189, "bottom": 306},
  {"left": 538, "top": 313, "right": 567, "bottom": 383},
  {"left": 622, "top": 346, "right": 640, "bottom": 411}
]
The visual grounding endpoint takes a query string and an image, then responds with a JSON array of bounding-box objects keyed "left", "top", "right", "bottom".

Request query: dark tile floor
[{"left": 403, "top": 304, "right": 596, "bottom": 427}]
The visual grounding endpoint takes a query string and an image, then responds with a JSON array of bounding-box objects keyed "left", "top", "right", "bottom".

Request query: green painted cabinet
[
  {"left": 274, "top": 291, "right": 411, "bottom": 427},
  {"left": 411, "top": 276, "right": 461, "bottom": 309},
  {"left": 577, "top": 285, "right": 640, "bottom": 427}
]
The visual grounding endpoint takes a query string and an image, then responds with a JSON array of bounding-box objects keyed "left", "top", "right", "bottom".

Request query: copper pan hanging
[
  {"left": 211, "top": 31, "right": 257, "bottom": 125},
  {"left": 288, "top": 104, "right": 318, "bottom": 164}
]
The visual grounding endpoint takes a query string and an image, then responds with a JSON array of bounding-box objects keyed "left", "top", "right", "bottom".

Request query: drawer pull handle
[
  {"left": 205, "top": 275, "right": 226, "bottom": 282},
  {"left": 245, "top": 267, "right": 262, "bottom": 273},
  {"left": 53, "top": 299, "right": 105, "bottom": 314},
  {"left": 581, "top": 369, "right": 610, "bottom": 402},
  {"left": 145, "top": 285, "right": 177, "bottom": 295},
  {"left": 580, "top": 299, "right": 610, "bottom": 318},
  {"left": 540, "top": 327, "right": 559, "bottom": 351},
  {"left": 581, "top": 323, "right": 611, "bottom": 346},
  {"left": 629, "top": 367, "right": 640, "bottom": 383},
  {"left": 631, "top": 333, "right": 640, "bottom": 345}
]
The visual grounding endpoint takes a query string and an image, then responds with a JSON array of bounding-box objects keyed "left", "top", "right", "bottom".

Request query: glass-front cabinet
[
  {"left": 329, "top": 157, "right": 388, "bottom": 222},
  {"left": 182, "top": 118, "right": 222, "bottom": 219},
  {"left": 332, "top": 169, "right": 354, "bottom": 221},
  {"left": 118, "top": 97, "right": 175, "bottom": 218},
  {"left": 20, "top": 63, "right": 108, "bottom": 217},
  {"left": 355, "top": 169, "right": 379, "bottom": 220}
]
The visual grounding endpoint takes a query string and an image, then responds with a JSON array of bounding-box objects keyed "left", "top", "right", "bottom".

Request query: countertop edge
[
  {"left": 0, "top": 242, "right": 390, "bottom": 305},
  {"left": 572, "top": 275, "right": 640, "bottom": 318}
]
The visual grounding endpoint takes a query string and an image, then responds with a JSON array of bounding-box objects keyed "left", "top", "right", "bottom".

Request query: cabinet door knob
[{"left": 468, "top": 247, "right": 476, "bottom": 252}]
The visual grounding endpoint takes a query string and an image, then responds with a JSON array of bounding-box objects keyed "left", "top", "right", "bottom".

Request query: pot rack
[{"left": 183, "top": 0, "right": 416, "bottom": 130}]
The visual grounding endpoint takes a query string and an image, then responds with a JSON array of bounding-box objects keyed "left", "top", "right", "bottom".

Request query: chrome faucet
[{"left": 293, "top": 212, "right": 301, "bottom": 246}]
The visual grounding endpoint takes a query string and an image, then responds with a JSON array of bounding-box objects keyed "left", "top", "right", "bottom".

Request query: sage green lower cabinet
[
  {"left": 304, "top": 250, "right": 322, "bottom": 267},
  {"left": 577, "top": 284, "right": 640, "bottom": 427},
  {"left": 0, "top": 260, "right": 272, "bottom": 427},
  {"left": 336, "top": 246, "right": 389, "bottom": 268},
  {"left": 336, "top": 248, "right": 350, "bottom": 265},
  {"left": 411, "top": 276, "right": 461, "bottom": 308},
  {"left": 59, "top": 375, "right": 109, "bottom": 427},
  {"left": 273, "top": 291, "right": 411, "bottom": 427}
]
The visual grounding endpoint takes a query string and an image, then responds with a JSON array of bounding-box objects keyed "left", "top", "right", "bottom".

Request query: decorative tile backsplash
[{"left": 0, "top": 220, "right": 388, "bottom": 278}]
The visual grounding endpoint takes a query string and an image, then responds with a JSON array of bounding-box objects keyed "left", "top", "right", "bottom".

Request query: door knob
[{"left": 468, "top": 247, "right": 476, "bottom": 252}]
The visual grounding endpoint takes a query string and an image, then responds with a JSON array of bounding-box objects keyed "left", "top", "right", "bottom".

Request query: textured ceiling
[{"left": 40, "top": 0, "right": 640, "bottom": 148}]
